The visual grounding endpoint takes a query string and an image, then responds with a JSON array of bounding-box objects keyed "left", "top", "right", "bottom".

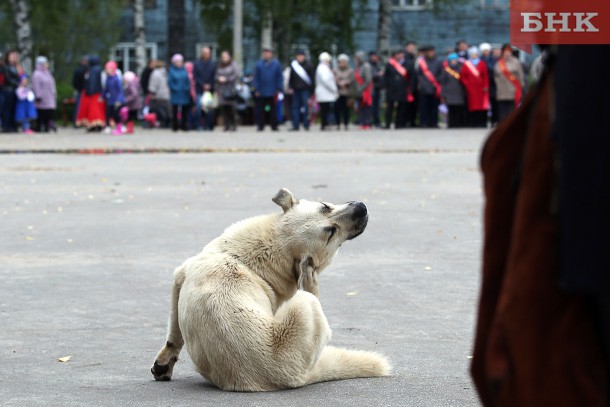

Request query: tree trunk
[
  {"left": 167, "top": 0, "right": 185, "bottom": 60},
  {"left": 233, "top": 0, "right": 243, "bottom": 71},
  {"left": 10, "top": 0, "right": 32, "bottom": 74},
  {"left": 260, "top": 9, "right": 273, "bottom": 51},
  {"left": 377, "top": 0, "right": 392, "bottom": 60},
  {"left": 133, "top": 0, "right": 147, "bottom": 75}
]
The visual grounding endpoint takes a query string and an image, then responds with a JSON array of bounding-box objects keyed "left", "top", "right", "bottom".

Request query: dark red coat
[{"left": 460, "top": 60, "right": 489, "bottom": 111}]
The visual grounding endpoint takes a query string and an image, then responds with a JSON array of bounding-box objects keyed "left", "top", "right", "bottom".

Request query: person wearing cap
[
  {"left": 460, "top": 46, "right": 489, "bottom": 128},
  {"left": 31, "top": 56, "right": 57, "bottom": 132},
  {"left": 168, "top": 54, "right": 191, "bottom": 132},
  {"left": 314, "top": 52, "right": 338, "bottom": 130},
  {"left": 253, "top": 47, "right": 283, "bottom": 131},
  {"left": 416, "top": 45, "right": 442, "bottom": 128},
  {"left": 494, "top": 44, "right": 525, "bottom": 122},
  {"left": 288, "top": 49, "right": 315, "bottom": 131},
  {"left": 384, "top": 49, "right": 409, "bottom": 129},
  {"left": 194, "top": 47, "right": 217, "bottom": 131},
  {"left": 354, "top": 50, "right": 373, "bottom": 129},
  {"left": 333, "top": 54, "right": 354, "bottom": 130},
  {"left": 440, "top": 53, "right": 466, "bottom": 128}
]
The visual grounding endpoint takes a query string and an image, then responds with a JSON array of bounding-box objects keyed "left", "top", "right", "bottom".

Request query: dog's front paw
[
  {"left": 151, "top": 343, "right": 179, "bottom": 381},
  {"left": 301, "top": 266, "right": 319, "bottom": 297}
]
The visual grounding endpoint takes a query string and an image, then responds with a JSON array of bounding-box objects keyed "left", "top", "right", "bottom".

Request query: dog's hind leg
[{"left": 151, "top": 265, "right": 186, "bottom": 381}]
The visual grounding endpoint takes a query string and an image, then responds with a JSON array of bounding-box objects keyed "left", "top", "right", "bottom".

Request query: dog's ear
[{"left": 272, "top": 188, "right": 297, "bottom": 212}]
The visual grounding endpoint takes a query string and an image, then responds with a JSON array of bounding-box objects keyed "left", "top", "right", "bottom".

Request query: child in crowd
[
  {"left": 15, "top": 74, "right": 37, "bottom": 134},
  {"left": 122, "top": 71, "right": 142, "bottom": 134},
  {"left": 104, "top": 61, "right": 125, "bottom": 135}
]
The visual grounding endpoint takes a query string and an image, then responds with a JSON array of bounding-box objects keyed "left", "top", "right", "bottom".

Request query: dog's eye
[{"left": 324, "top": 226, "right": 336, "bottom": 243}]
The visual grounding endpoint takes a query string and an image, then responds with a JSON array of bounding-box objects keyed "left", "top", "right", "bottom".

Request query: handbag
[{"left": 221, "top": 87, "right": 238, "bottom": 101}]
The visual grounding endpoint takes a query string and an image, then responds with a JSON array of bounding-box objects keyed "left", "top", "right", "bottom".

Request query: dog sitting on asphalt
[{"left": 151, "top": 188, "right": 391, "bottom": 391}]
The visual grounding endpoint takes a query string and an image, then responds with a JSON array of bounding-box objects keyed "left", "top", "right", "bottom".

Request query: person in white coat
[{"left": 314, "top": 52, "right": 339, "bottom": 130}]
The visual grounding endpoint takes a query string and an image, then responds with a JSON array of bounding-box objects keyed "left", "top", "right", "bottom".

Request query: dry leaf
[
  {"left": 424, "top": 266, "right": 432, "bottom": 271},
  {"left": 25, "top": 236, "right": 34, "bottom": 241},
  {"left": 58, "top": 356, "right": 71, "bottom": 363},
  {"left": 346, "top": 291, "right": 358, "bottom": 296}
]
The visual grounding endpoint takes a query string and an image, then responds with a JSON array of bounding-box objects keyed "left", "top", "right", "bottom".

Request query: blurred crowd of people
[
  {"left": 0, "top": 50, "right": 58, "bottom": 134},
  {"left": 0, "top": 39, "right": 534, "bottom": 134}
]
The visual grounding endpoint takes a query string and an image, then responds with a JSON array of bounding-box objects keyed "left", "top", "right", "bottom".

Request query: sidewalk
[{"left": 0, "top": 127, "right": 488, "bottom": 406}]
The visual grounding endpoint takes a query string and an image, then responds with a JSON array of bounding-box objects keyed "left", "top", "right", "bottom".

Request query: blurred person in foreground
[{"left": 471, "top": 45, "right": 610, "bottom": 406}]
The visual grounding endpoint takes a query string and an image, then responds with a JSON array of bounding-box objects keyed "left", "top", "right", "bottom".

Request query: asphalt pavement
[{"left": 0, "top": 126, "right": 488, "bottom": 406}]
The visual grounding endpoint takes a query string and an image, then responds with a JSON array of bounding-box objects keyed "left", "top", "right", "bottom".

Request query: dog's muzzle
[{"left": 346, "top": 201, "right": 368, "bottom": 240}]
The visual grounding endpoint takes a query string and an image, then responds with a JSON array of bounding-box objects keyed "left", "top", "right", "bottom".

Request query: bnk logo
[{"left": 510, "top": 0, "right": 610, "bottom": 53}]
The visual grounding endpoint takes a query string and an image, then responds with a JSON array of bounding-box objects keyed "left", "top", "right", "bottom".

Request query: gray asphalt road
[{"left": 0, "top": 127, "right": 487, "bottom": 406}]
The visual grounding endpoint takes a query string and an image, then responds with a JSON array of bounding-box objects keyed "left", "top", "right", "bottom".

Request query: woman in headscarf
[
  {"left": 122, "top": 71, "right": 142, "bottom": 134},
  {"left": 333, "top": 54, "right": 354, "bottom": 131},
  {"left": 215, "top": 51, "right": 241, "bottom": 132},
  {"left": 460, "top": 46, "right": 489, "bottom": 128},
  {"left": 314, "top": 52, "right": 338, "bottom": 131},
  {"left": 76, "top": 56, "right": 106, "bottom": 132},
  {"left": 31, "top": 56, "right": 57, "bottom": 132},
  {"left": 167, "top": 54, "right": 191, "bottom": 131}
]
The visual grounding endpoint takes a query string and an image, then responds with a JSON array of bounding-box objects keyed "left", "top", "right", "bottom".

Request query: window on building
[
  {"left": 110, "top": 42, "right": 158, "bottom": 73},
  {"left": 391, "top": 0, "right": 432, "bottom": 11},
  {"left": 480, "top": 0, "right": 509, "bottom": 9}
]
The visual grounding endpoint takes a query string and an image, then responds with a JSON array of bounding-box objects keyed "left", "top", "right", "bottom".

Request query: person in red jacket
[{"left": 460, "top": 46, "right": 489, "bottom": 128}]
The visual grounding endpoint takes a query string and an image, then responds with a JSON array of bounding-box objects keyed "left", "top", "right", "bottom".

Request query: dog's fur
[{"left": 151, "top": 188, "right": 391, "bottom": 391}]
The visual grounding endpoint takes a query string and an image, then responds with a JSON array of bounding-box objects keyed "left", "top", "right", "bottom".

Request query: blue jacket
[
  {"left": 105, "top": 74, "right": 125, "bottom": 105},
  {"left": 85, "top": 58, "right": 103, "bottom": 96},
  {"left": 168, "top": 65, "right": 191, "bottom": 106},
  {"left": 253, "top": 58, "right": 283, "bottom": 97},
  {"left": 194, "top": 59, "right": 216, "bottom": 94}
]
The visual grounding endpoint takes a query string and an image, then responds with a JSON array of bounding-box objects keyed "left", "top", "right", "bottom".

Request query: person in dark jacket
[
  {"left": 194, "top": 47, "right": 216, "bottom": 130},
  {"left": 139, "top": 59, "right": 154, "bottom": 98},
  {"left": 440, "top": 53, "right": 466, "bottom": 128},
  {"left": 416, "top": 45, "right": 443, "bottom": 128},
  {"left": 369, "top": 51, "right": 384, "bottom": 128},
  {"left": 71, "top": 55, "right": 88, "bottom": 127},
  {"left": 2, "top": 50, "right": 22, "bottom": 132},
  {"left": 404, "top": 41, "right": 418, "bottom": 127},
  {"left": 384, "top": 49, "right": 409, "bottom": 129},
  {"left": 253, "top": 47, "right": 283, "bottom": 131},
  {"left": 288, "top": 49, "right": 314, "bottom": 131}
]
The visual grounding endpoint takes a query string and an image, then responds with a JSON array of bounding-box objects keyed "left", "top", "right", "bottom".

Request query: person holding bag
[{"left": 215, "top": 51, "right": 241, "bottom": 132}]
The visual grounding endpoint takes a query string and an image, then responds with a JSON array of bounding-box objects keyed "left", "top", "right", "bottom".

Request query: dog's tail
[{"left": 306, "top": 346, "right": 391, "bottom": 385}]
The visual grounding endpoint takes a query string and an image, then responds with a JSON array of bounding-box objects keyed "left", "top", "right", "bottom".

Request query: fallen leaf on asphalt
[
  {"left": 346, "top": 291, "right": 358, "bottom": 296},
  {"left": 466, "top": 355, "right": 473, "bottom": 359},
  {"left": 25, "top": 236, "right": 34, "bottom": 241},
  {"left": 424, "top": 266, "right": 431, "bottom": 271},
  {"left": 58, "top": 356, "right": 71, "bottom": 362}
]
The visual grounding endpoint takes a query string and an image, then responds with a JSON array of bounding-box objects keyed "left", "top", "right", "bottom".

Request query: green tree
[
  {"left": 196, "top": 0, "right": 366, "bottom": 64},
  {"left": 0, "top": 0, "right": 123, "bottom": 82}
]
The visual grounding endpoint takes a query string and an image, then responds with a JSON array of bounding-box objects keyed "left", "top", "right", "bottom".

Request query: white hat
[
  {"left": 468, "top": 46, "right": 479, "bottom": 57},
  {"left": 479, "top": 43, "right": 492, "bottom": 53},
  {"left": 36, "top": 56, "right": 48, "bottom": 66},
  {"left": 337, "top": 53, "right": 350, "bottom": 62},
  {"left": 318, "top": 52, "right": 332, "bottom": 63}
]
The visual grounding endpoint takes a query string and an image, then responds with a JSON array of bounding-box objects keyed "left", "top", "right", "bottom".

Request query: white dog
[{"left": 151, "top": 188, "right": 391, "bottom": 391}]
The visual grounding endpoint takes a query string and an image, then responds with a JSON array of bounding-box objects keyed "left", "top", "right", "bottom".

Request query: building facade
[{"left": 354, "top": 0, "right": 511, "bottom": 54}]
